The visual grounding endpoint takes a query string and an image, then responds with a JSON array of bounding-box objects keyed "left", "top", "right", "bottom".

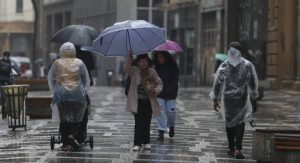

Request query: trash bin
[{"left": 1, "top": 85, "right": 29, "bottom": 130}]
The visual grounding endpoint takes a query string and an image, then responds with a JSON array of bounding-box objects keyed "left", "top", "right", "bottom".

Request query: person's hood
[
  {"left": 59, "top": 42, "right": 76, "bottom": 58},
  {"left": 227, "top": 47, "right": 242, "bottom": 67}
]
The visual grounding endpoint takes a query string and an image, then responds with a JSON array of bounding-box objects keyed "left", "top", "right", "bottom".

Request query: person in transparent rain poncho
[
  {"left": 48, "top": 42, "right": 90, "bottom": 151},
  {"left": 210, "top": 42, "right": 258, "bottom": 159}
]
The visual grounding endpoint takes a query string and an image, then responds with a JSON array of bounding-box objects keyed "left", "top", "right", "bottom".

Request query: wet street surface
[{"left": 0, "top": 86, "right": 299, "bottom": 163}]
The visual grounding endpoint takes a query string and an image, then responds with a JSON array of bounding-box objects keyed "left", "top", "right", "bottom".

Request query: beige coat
[{"left": 125, "top": 58, "right": 163, "bottom": 117}]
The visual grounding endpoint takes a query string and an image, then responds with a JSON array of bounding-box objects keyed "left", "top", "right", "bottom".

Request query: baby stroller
[{"left": 50, "top": 96, "right": 93, "bottom": 151}]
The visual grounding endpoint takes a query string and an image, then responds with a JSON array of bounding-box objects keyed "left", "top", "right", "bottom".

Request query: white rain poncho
[
  {"left": 48, "top": 42, "right": 90, "bottom": 123},
  {"left": 210, "top": 47, "right": 258, "bottom": 127}
]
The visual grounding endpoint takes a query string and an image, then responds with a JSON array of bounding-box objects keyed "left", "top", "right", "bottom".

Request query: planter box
[
  {"left": 270, "top": 134, "right": 300, "bottom": 163},
  {"left": 252, "top": 129, "right": 300, "bottom": 162},
  {"left": 15, "top": 79, "right": 49, "bottom": 91},
  {"left": 26, "top": 97, "right": 52, "bottom": 119}
]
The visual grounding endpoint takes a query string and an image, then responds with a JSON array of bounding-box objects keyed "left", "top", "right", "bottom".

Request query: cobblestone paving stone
[{"left": 0, "top": 87, "right": 299, "bottom": 163}]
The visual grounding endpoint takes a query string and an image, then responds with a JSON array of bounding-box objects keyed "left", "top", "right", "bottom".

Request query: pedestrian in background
[
  {"left": 0, "top": 51, "right": 21, "bottom": 119},
  {"left": 210, "top": 42, "right": 258, "bottom": 159},
  {"left": 74, "top": 46, "right": 94, "bottom": 141},
  {"left": 39, "top": 63, "right": 46, "bottom": 79},
  {"left": 48, "top": 42, "right": 90, "bottom": 151},
  {"left": 0, "top": 51, "right": 21, "bottom": 85},
  {"left": 75, "top": 46, "right": 95, "bottom": 86},
  {"left": 153, "top": 51, "right": 179, "bottom": 140},
  {"left": 124, "top": 52, "right": 163, "bottom": 151}
]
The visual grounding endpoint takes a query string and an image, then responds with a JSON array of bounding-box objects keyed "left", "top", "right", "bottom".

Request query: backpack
[{"left": 0, "top": 59, "right": 11, "bottom": 76}]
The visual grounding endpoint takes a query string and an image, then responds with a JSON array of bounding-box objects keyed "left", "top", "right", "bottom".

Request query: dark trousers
[
  {"left": 226, "top": 122, "right": 245, "bottom": 150},
  {"left": 134, "top": 99, "right": 152, "bottom": 146}
]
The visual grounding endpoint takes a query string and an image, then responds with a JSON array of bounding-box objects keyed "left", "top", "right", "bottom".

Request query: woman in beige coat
[{"left": 125, "top": 52, "right": 163, "bottom": 151}]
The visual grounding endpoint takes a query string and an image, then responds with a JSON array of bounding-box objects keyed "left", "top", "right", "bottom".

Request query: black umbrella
[{"left": 49, "top": 25, "right": 98, "bottom": 46}]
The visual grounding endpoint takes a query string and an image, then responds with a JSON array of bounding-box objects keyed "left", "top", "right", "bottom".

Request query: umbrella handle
[{"left": 128, "top": 50, "right": 133, "bottom": 56}]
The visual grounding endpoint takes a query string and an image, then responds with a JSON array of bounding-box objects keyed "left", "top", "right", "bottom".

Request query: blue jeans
[{"left": 156, "top": 98, "right": 176, "bottom": 131}]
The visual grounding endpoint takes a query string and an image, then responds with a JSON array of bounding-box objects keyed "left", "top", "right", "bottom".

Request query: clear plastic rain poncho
[
  {"left": 48, "top": 42, "right": 90, "bottom": 123},
  {"left": 210, "top": 47, "right": 258, "bottom": 127}
]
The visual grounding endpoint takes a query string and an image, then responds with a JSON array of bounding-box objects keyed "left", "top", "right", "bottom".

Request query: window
[
  {"left": 64, "top": 12, "right": 71, "bottom": 26},
  {"left": 138, "top": 0, "right": 149, "bottom": 7},
  {"left": 152, "top": 0, "right": 163, "bottom": 7},
  {"left": 185, "top": 30, "right": 195, "bottom": 48},
  {"left": 137, "top": 9, "right": 149, "bottom": 21},
  {"left": 152, "top": 10, "right": 163, "bottom": 27},
  {"left": 202, "top": 12, "right": 217, "bottom": 47},
  {"left": 54, "top": 13, "right": 63, "bottom": 33},
  {"left": 16, "top": 0, "right": 23, "bottom": 13},
  {"left": 46, "top": 15, "right": 52, "bottom": 52}
]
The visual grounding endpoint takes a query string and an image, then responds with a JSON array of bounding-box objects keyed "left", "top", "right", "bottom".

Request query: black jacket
[{"left": 156, "top": 62, "right": 179, "bottom": 99}]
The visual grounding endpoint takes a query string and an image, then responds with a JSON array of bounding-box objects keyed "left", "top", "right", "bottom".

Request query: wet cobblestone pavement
[{"left": 0, "top": 87, "right": 299, "bottom": 163}]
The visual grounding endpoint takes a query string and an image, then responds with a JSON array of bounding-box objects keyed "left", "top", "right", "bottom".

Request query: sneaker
[
  {"left": 58, "top": 145, "right": 70, "bottom": 151},
  {"left": 132, "top": 145, "right": 140, "bottom": 151},
  {"left": 68, "top": 135, "right": 79, "bottom": 150},
  {"left": 235, "top": 150, "right": 245, "bottom": 159},
  {"left": 169, "top": 126, "right": 174, "bottom": 137},
  {"left": 144, "top": 144, "right": 151, "bottom": 150},
  {"left": 157, "top": 130, "right": 164, "bottom": 140},
  {"left": 227, "top": 149, "right": 235, "bottom": 157},
  {"left": 69, "top": 138, "right": 80, "bottom": 150}
]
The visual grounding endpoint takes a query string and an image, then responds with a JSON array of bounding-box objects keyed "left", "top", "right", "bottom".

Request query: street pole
[
  {"left": 31, "top": 0, "right": 38, "bottom": 78},
  {"left": 184, "top": 4, "right": 188, "bottom": 88}
]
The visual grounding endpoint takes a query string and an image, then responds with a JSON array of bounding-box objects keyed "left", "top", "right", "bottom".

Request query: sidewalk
[
  {"left": 0, "top": 86, "right": 299, "bottom": 162},
  {"left": 254, "top": 89, "right": 300, "bottom": 130}
]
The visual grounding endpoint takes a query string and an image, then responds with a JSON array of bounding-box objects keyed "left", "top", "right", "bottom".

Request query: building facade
[
  {"left": 199, "top": 0, "right": 224, "bottom": 85},
  {"left": 0, "top": 0, "right": 34, "bottom": 58},
  {"left": 198, "top": 0, "right": 268, "bottom": 87},
  {"left": 265, "top": 0, "right": 300, "bottom": 90},
  {"left": 166, "top": 0, "right": 200, "bottom": 87},
  {"left": 40, "top": 0, "right": 166, "bottom": 86},
  {"left": 225, "top": 0, "right": 267, "bottom": 85}
]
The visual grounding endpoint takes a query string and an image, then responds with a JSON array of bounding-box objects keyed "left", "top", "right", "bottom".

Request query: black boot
[
  {"left": 157, "top": 130, "right": 164, "bottom": 140},
  {"left": 169, "top": 126, "right": 174, "bottom": 137}
]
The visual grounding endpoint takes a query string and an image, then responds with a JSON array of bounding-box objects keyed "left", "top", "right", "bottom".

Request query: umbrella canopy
[
  {"left": 215, "top": 53, "right": 227, "bottom": 61},
  {"left": 155, "top": 40, "right": 183, "bottom": 52},
  {"left": 92, "top": 20, "right": 166, "bottom": 57},
  {"left": 49, "top": 25, "right": 98, "bottom": 46}
]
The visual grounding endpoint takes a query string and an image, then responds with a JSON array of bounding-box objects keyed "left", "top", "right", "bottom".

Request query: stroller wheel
[
  {"left": 89, "top": 135, "right": 93, "bottom": 149},
  {"left": 50, "top": 135, "right": 55, "bottom": 150}
]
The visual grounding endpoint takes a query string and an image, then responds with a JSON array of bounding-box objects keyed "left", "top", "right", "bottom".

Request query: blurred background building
[
  {"left": 1, "top": 0, "right": 300, "bottom": 91},
  {"left": 40, "top": 0, "right": 167, "bottom": 86},
  {"left": 0, "top": 0, "right": 34, "bottom": 58}
]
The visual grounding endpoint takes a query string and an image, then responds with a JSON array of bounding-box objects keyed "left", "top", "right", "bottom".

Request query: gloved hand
[{"left": 251, "top": 91, "right": 258, "bottom": 100}]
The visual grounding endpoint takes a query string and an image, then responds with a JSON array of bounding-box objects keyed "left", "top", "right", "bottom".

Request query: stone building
[
  {"left": 0, "top": 0, "right": 34, "bottom": 58},
  {"left": 225, "top": 0, "right": 267, "bottom": 88},
  {"left": 40, "top": 0, "right": 166, "bottom": 86},
  {"left": 165, "top": 0, "right": 200, "bottom": 87},
  {"left": 266, "top": 0, "right": 300, "bottom": 90}
]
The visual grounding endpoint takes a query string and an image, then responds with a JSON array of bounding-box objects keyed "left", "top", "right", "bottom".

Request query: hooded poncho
[
  {"left": 48, "top": 42, "right": 90, "bottom": 122},
  {"left": 210, "top": 47, "right": 258, "bottom": 127}
]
